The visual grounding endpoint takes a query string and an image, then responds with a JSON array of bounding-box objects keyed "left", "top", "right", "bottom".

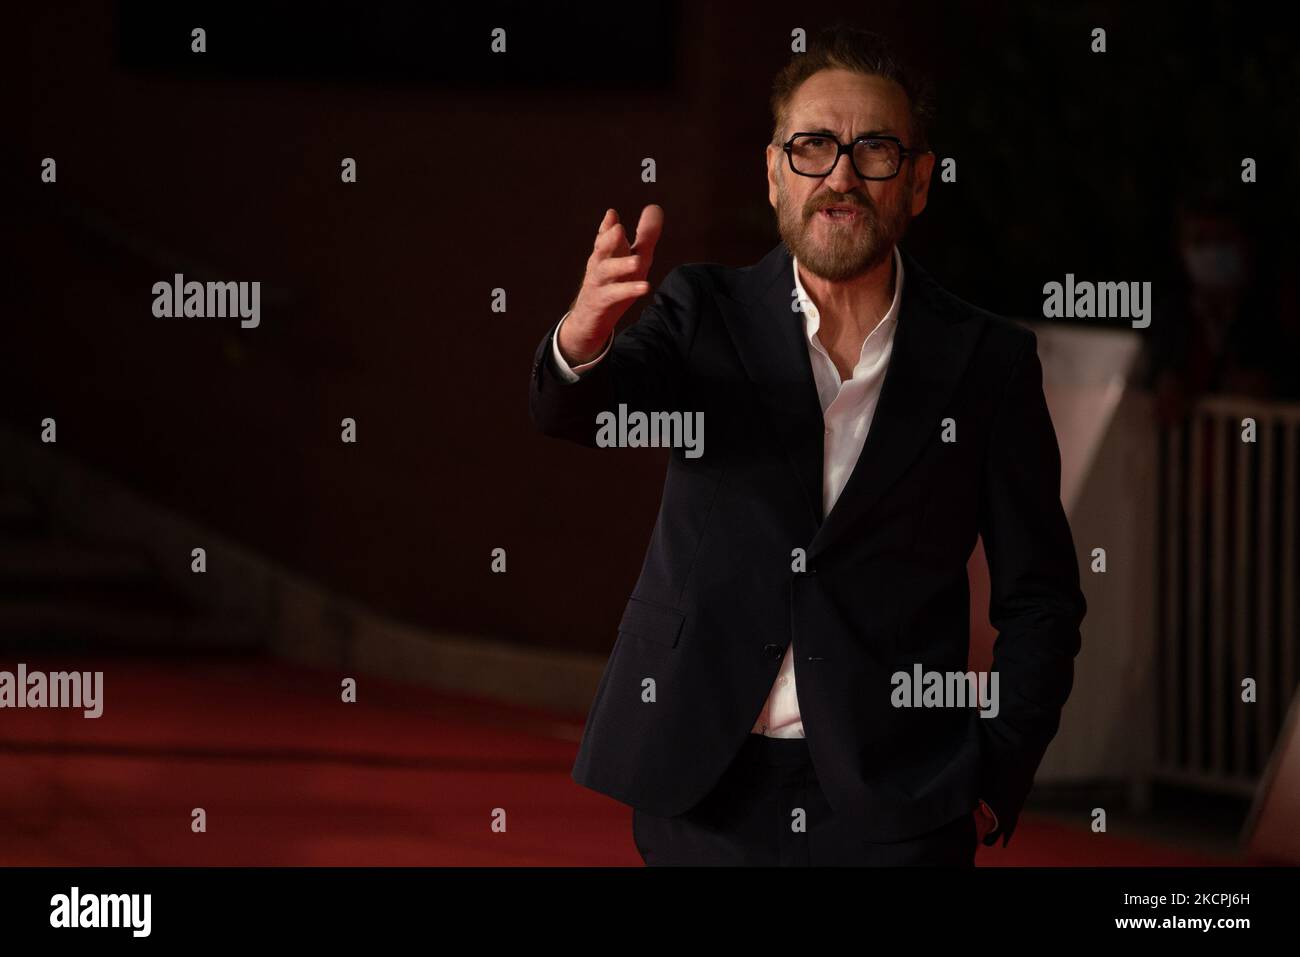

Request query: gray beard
[{"left": 777, "top": 181, "right": 909, "bottom": 282}]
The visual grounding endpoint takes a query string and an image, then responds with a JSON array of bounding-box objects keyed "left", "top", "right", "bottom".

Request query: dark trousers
[{"left": 632, "top": 732, "right": 977, "bottom": 866}]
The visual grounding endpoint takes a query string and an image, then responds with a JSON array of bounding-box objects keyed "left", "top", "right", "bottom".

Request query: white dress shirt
[{"left": 749, "top": 245, "right": 903, "bottom": 738}]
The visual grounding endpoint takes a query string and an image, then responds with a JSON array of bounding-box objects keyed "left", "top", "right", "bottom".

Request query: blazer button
[{"left": 763, "top": 643, "right": 783, "bottom": 659}]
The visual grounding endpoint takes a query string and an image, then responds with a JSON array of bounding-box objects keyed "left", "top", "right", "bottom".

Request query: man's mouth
[{"left": 818, "top": 205, "right": 864, "bottom": 222}]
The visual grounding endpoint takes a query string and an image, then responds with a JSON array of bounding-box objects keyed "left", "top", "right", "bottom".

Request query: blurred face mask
[{"left": 1182, "top": 241, "right": 1245, "bottom": 290}]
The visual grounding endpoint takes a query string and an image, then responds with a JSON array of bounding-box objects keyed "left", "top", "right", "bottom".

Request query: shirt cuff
[
  {"left": 550, "top": 310, "right": 613, "bottom": 382},
  {"left": 978, "top": 798, "right": 1000, "bottom": 839}
]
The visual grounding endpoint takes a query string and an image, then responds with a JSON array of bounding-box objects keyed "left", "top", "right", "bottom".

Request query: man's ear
[
  {"left": 909, "top": 150, "right": 936, "bottom": 217},
  {"left": 766, "top": 144, "right": 780, "bottom": 210}
]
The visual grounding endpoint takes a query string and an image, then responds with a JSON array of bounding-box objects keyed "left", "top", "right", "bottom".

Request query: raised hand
[{"left": 557, "top": 204, "right": 664, "bottom": 365}]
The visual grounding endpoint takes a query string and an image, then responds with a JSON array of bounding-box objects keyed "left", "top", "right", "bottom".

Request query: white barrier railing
[{"left": 1157, "top": 395, "right": 1300, "bottom": 795}]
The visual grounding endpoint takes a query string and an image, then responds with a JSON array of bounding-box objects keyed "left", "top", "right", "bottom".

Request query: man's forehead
[
  {"left": 787, "top": 109, "right": 906, "bottom": 138},
  {"left": 787, "top": 74, "right": 909, "bottom": 133}
]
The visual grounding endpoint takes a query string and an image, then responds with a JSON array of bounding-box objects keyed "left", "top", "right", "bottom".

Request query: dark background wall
[{"left": 6, "top": 0, "right": 1297, "bottom": 654}]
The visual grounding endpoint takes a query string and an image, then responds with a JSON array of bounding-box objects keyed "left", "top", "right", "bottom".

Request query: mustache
[{"left": 807, "top": 195, "right": 874, "bottom": 214}]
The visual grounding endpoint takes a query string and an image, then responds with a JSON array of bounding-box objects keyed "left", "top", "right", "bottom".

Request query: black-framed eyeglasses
[{"left": 782, "top": 132, "right": 931, "bottom": 180}]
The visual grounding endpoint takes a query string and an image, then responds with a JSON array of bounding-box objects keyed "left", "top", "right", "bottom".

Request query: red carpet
[{"left": 0, "top": 655, "right": 1227, "bottom": 866}]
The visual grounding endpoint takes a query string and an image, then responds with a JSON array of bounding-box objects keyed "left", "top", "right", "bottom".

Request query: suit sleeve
[
  {"left": 975, "top": 329, "right": 1087, "bottom": 848},
  {"left": 528, "top": 266, "right": 699, "bottom": 448}
]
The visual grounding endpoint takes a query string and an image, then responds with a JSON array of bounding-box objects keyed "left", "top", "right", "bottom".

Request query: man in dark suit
[{"left": 528, "top": 26, "right": 1085, "bottom": 865}]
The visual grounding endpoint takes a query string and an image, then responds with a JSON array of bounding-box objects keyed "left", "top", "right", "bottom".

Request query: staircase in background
[{"left": 0, "top": 484, "right": 263, "bottom": 655}]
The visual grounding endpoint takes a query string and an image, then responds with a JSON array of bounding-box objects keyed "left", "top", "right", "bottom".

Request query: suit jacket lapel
[
  {"left": 719, "top": 242, "right": 825, "bottom": 537},
  {"left": 718, "top": 241, "right": 986, "bottom": 560},
  {"left": 809, "top": 245, "right": 984, "bottom": 560}
]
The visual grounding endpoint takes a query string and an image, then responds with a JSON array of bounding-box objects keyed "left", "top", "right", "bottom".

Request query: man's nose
[{"left": 823, "top": 149, "right": 866, "bottom": 193}]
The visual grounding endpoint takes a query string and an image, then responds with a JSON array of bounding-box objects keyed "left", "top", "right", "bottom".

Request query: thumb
[{"left": 630, "top": 204, "right": 665, "bottom": 255}]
